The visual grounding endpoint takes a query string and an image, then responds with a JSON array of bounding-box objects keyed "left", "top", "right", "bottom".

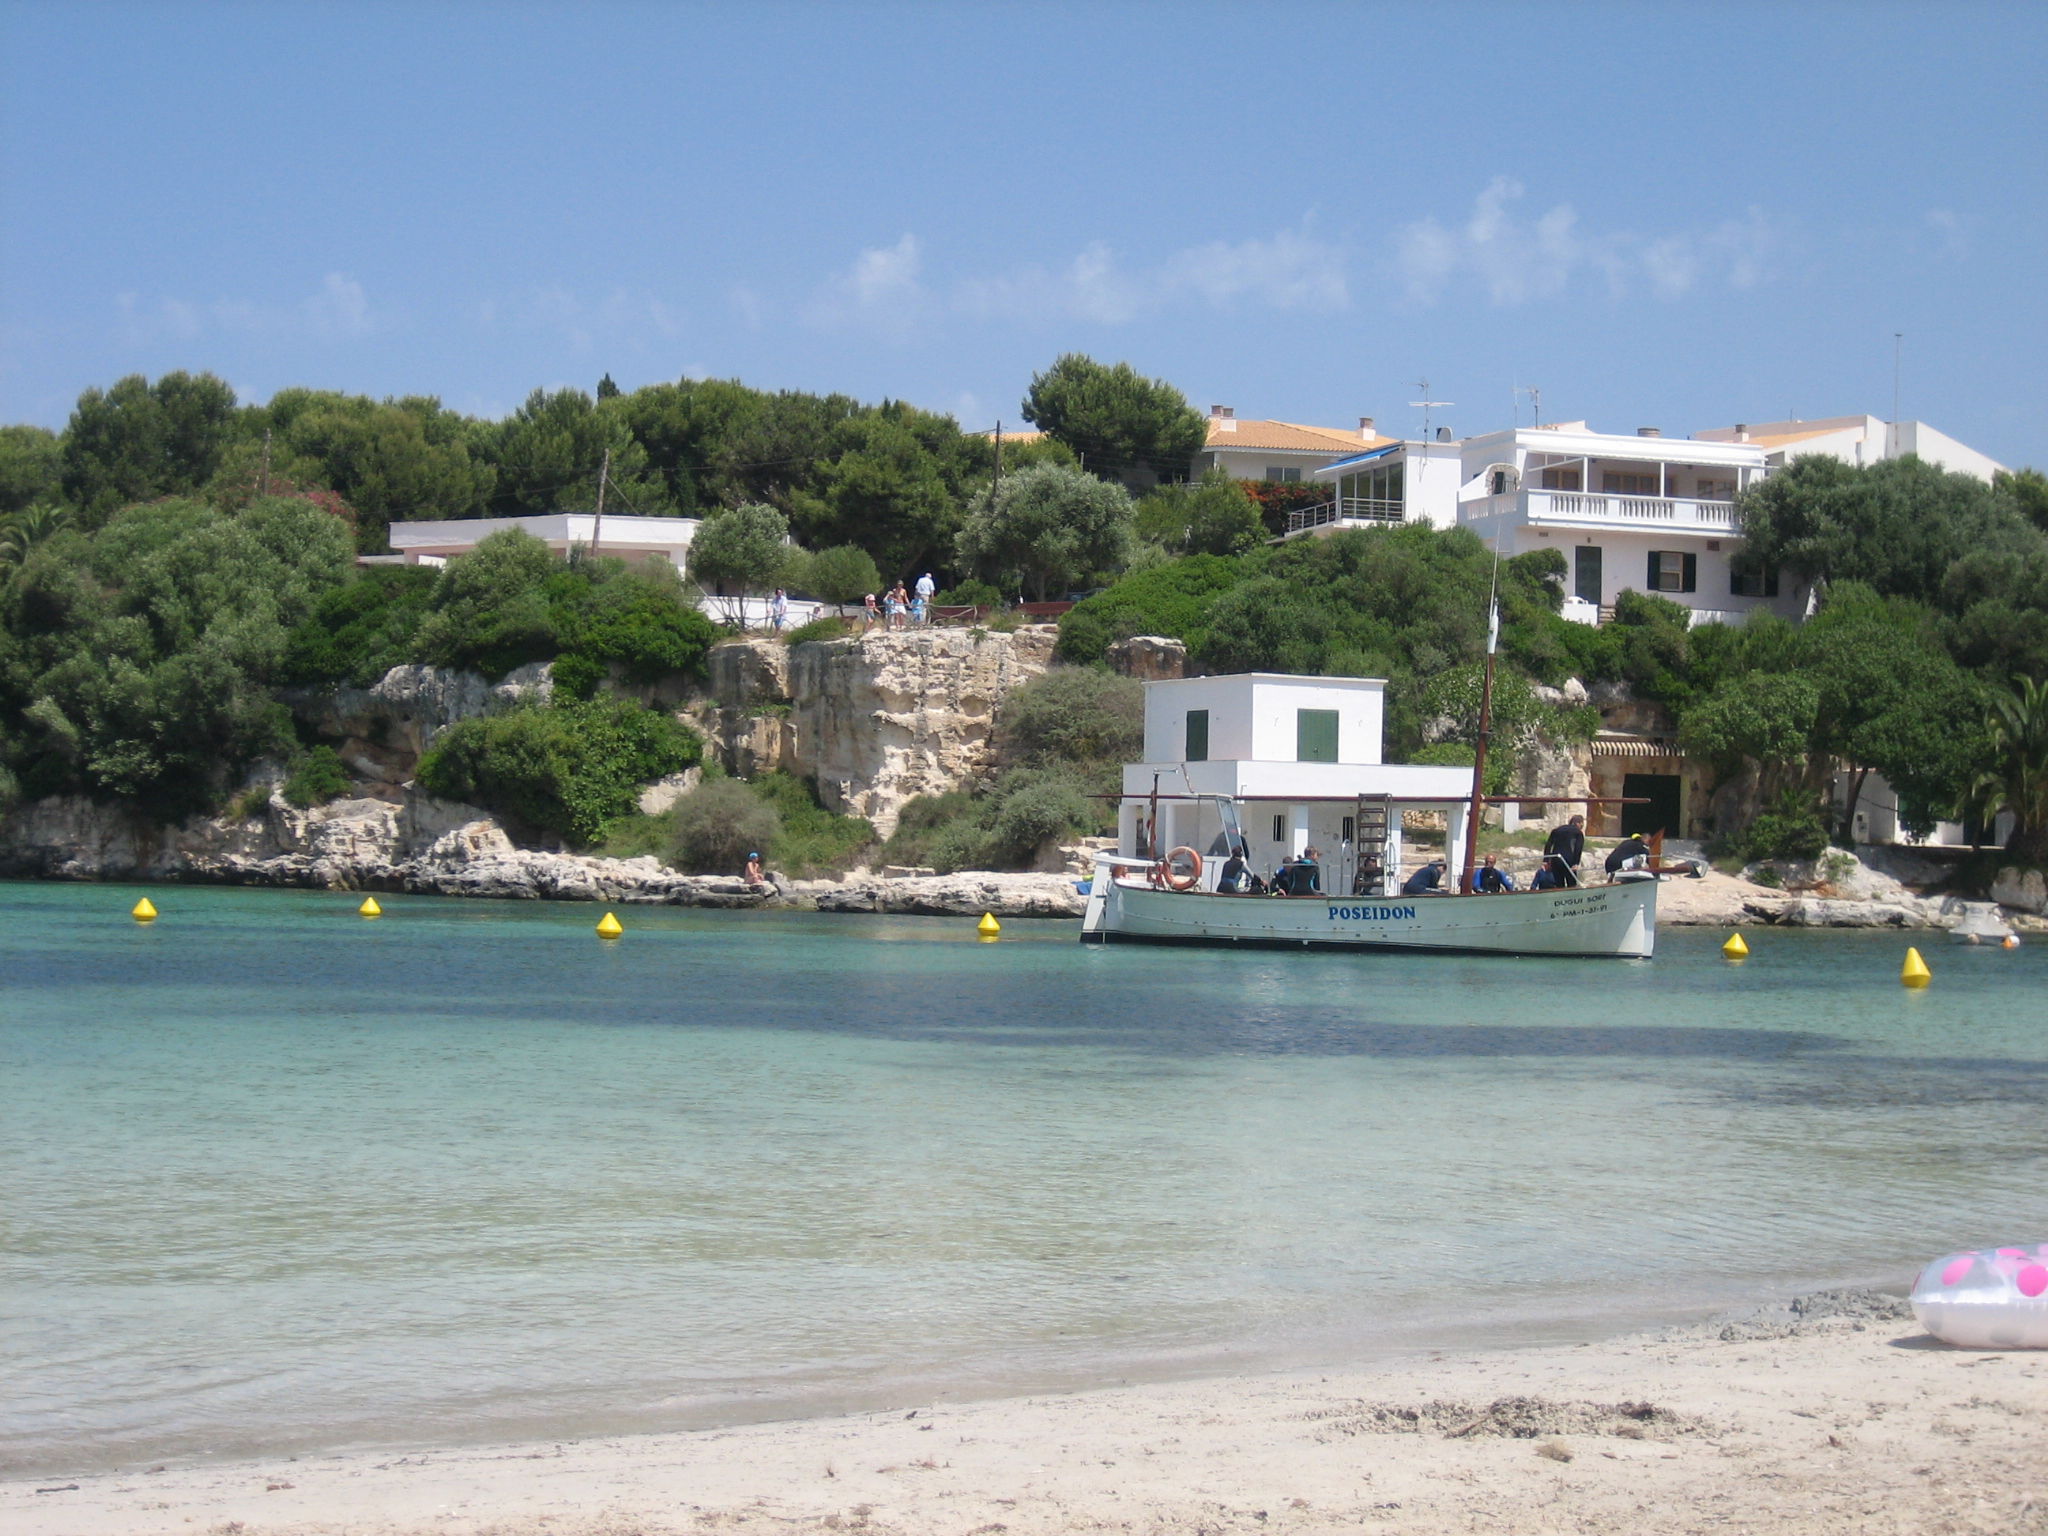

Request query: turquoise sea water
[{"left": 3, "top": 880, "right": 2045, "bottom": 1473}]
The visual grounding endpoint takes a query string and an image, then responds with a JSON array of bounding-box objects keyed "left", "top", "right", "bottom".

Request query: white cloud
[
  {"left": 1921, "top": 207, "right": 1969, "bottom": 262},
  {"left": 117, "top": 274, "right": 384, "bottom": 343},
  {"left": 1393, "top": 178, "right": 1778, "bottom": 306},
  {"left": 476, "top": 285, "right": 687, "bottom": 353},
  {"left": 814, "top": 224, "right": 1349, "bottom": 336}
]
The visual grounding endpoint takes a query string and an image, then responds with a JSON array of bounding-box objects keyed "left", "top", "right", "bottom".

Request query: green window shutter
[
  {"left": 1647, "top": 551, "right": 1660, "bottom": 588},
  {"left": 1185, "top": 708, "right": 1209, "bottom": 762},
  {"left": 1296, "top": 708, "right": 1339, "bottom": 763},
  {"left": 1681, "top": 553, "right": 1698, "bottom": 593}
]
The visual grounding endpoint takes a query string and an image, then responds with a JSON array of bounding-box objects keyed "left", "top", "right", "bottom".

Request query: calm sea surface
[{"left": 3, "top": 880, "right": 2045, "bottom": 1472}]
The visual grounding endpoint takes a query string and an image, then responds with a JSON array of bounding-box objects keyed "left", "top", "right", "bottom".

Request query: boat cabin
[{"left": 1118, "top": 674, "right": 1474, "bottom": 895}]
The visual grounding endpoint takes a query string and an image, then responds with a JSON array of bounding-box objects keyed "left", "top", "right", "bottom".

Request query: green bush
[
  {"left": 1055, "top": 553, "right": 1246, "bottom": 664},
  {"left": 877, "top": 765, "right": 1106, "bottom": 874},
  {"left": 935, "top": 578, "right": 1005, "bottom": 608},
  {"left": 548, "top": 651, "right": 607, "bottom": 700},
  {"left": 279, "top": 565, "right": 439, "bottom": 687},
  {"left": 412, "top": 528, "right": 562, "bottom": 678},
  {"left": 560, "top": 557, "right": 718, "bottom": 683},
  {"left": 1738, "top": 790, "right": 1831, "bottom": 862},
  {"left": 785, "top": 615, "right": 852, "bottom": 645},
  {"left": 415, "top": 695, "right": 701, "bottom": 845},
  {"left": 282, "top": 745, "right": 351, "bottom": 808},
  {"left": 1000, "top": 667, "right": 1143, "bottom": 767},
  {"left": 747, "top": 771, "right": 875, "bottom": 876},
  {"left": 667, "top": 777, "right": 782, "bottom": 874}
]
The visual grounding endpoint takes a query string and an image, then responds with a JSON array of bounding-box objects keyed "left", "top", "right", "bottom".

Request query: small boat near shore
[
  {"left": 1080, "top": 589, "right": 1664, "bottom": 959},
  {"left": 1081, "top": 856, "right": 1658, "bottom": 957}
]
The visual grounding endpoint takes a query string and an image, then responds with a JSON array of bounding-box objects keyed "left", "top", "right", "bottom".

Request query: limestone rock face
[
  {"left": 292, "top": 662, "right": 553, "bottom": 785},
  {"left": 1991, "top": 866, "right": 2047, "bottom": 914},
  {"left": 789, "top": 626, "right": 1058, "bottom": 835},
  {"left": 707, "top": 640, "right": 791, "bottom": 707},
  {"left": 1107, "top": 635, "right": 1187, "bottom": 681}
]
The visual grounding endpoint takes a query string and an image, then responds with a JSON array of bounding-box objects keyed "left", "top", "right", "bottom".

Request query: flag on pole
[{"left": 1486, "top": 601, "right": 1499, "bottom": 656}]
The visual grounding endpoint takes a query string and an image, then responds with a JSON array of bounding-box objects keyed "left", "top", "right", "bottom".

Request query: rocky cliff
[{"left": 783, "top": 625, "right": 1058, "bottom": 834}]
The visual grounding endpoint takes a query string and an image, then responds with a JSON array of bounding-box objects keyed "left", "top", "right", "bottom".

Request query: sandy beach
[{"left": 9, "top": 1292, "right": 2043, "bottom": 1536}]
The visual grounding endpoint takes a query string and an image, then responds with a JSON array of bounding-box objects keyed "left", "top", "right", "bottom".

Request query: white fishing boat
[
  {"left": 1078, "top": 608, "right": 1663, "bottom": 960},
  {"left": 1081, "top": 851, "right": 1658, "bottom": 958}
]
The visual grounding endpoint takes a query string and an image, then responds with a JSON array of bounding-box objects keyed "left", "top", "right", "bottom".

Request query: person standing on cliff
[
  {"left": 770, "top": 588, "right": 788, "bottom": 633},
  {"left": 914, "top": 571, "right": 936, "bottom": 624}
]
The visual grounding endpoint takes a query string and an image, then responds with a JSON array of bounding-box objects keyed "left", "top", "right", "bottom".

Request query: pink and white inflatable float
[{"left": 1911, "top": 1244, "right": 2048, "bottom": 1348}]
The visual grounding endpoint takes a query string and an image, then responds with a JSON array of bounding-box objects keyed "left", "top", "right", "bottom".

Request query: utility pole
[
  {"left": 1892, "top": 332, "right": 1904, "bottom": 451},
  {"left": 590, "top": 447, "right": 610, "bottom": 560},
  {"left": 258, "top": 428, "right": 273, "bottom": 499}
]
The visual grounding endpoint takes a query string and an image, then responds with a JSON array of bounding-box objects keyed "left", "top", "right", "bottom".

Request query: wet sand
[{"left": 9, "top": 1291, "right": 2043, "bottom": 1536}]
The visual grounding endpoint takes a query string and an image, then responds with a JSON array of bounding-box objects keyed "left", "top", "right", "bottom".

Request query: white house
[
  {"left": 1119, "top": 673, "right": 1473, "bottom": 895},
  {"left": 1452, "top": 422, "right": 1788, "bottom": 627},
  {"left": 1194, "top": 407, "right": 1391, "bottom": 483},
  {"left": 1294, "top": 435, "right": 1464, "bottom": 535},
  {"left": 382, "top": 512, "right": 825, "bottom": 628},
  {"left": 388, "top": 512, "right": 703, "bottom": 570},
  {"left": 1695, "top": 415, "right": 2005, "bottom": 483}
]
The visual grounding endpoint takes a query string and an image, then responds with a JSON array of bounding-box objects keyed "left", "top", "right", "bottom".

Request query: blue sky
[{"left": 3, "top": 1, "right": 2043, "bottom": 466}]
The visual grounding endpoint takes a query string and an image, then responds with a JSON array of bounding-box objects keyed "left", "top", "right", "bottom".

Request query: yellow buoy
[
  {"left": 359, "top": 896, "right": 383, "bottom": 918},
  {"left": 976, "top": 912, "right": 1001, "bottom": 938},
  {"left": 596, "top": 911, "right": 624, "bottom": 939},
  {"left": 2003, "top": 934, "right": 2022, "bottom": 949},
  {"left": 131, "top": 896, "right": 158, "bottom": 923},
  {"left": 1722, "top": 932, "right": 1749, "bottom": 959},
  {"left": 1901, "top": 946, "right": 1931, "bottom": 988}
]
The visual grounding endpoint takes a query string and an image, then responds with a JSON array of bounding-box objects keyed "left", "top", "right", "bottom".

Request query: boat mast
[{"left": 1457, "top": 602, "right": 1498, "bottom": 896}]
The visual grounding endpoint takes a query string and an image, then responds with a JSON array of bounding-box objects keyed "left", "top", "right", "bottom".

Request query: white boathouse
[{"left": 1118, "top": 673, "right": 1474, "bottom": 895}]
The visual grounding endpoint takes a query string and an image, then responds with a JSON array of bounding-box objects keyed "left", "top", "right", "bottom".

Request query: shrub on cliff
[
  {"left": 666, "top": 777, "right": 782, "bottom": 875},
  {"left": 279, "top": 565, "right": 439, "bottom": 686},
  {"left": 416, "top": 695, "right": 701, "bottom": 845},
  {"left": 282, "top": 745, "right": 351, "bottom": 808},
  {"left": 746, "top": 772, "right": 875, "bottom": 877},
  {"left": 1054, "top": 553, "right": 1245, "bottom": 664},
  {"left": 1000, "top": 667, "right": 1142, "bottom": 768}
]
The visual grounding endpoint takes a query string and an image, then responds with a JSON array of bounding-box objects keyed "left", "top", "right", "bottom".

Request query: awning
[
  {"left": 1314, "top": 444, "right": 1402, "bottom": 474},
  {"left": 1591, "top": 732, "right": 1683, "bottom": 759}
]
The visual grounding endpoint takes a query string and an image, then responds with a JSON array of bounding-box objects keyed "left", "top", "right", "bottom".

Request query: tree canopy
[
  {"left": 956, "top": 462, "right": 1134, "bottom": 601},
  {"left": 1021, "top": 353, "right": 1207, "bottom": 487}
]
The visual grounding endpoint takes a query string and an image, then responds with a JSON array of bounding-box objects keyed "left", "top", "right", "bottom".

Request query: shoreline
[
  {"left": 7, "top": 1285, "right": 2042, "bottom": 1536},
  {"left": 4, "top": 861, "right": 2037, "bottom": 931}
]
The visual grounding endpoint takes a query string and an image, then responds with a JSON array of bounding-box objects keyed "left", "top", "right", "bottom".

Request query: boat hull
[{"left": 1081, "top": 877, "right": 1657, "bottom": 959}]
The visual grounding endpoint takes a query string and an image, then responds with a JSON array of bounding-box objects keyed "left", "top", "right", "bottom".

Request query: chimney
[
  {"left": 1210, "top": 405, "right": 1234, "bottom": 419},
  {"left": 1734, "top": 423, "right": 1750, "bottom": 442},
  {"left": 1359, "top": 416, "right": 1376, "bottom": 438},
  {"left": 1636, "top": 426, "right": 1662, "bottom": 438}
]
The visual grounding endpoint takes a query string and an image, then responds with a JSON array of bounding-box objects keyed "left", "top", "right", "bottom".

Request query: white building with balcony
[
  {"left": 1118, "top": 673, "right": 1472, "bottom": 895},
  {"left": 1291, "top": 435, "right": 1463, "bottom": 536},
  {"left": 1695, "top": 415, "right": 2004, "bottom": 483},
  {"left": 1453, "top": 423, "right": 1789, "bottom": 626},
  {"left": 1194, "top": 407, "right": 1392, "bottom": 483}
]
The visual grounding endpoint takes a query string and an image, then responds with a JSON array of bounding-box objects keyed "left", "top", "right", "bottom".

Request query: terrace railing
[{"left": 1285, "top": 496, "right": 1405, "bottom": 534}]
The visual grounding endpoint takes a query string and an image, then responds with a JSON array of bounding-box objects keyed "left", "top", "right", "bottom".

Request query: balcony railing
[
  {"left": 1466, "top": 490, "right": 1738, "bottom": 531},
  {"left": 1285, "top": 497, "right": 1404, "bottom": 534}
]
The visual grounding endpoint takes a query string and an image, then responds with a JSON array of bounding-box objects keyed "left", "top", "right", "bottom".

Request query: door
[
  {"left": 1621, "top": 773, "right": 1682, "bottom": 839},
  {"left": 1574, "top": 545, "right": 1602, "bottom": 604}
]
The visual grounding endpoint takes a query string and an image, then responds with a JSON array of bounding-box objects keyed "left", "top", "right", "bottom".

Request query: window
[
  {"left": 1573, "top": 545, "right": 1603, "bottom": 604},
  {"left": 1184, "top": 708, "right": 1209, "bottom": 762},
  {"left": 1730, "top": 567, "right": 1780, "bottom": 598},
  {"left": 1341, "top": 815, "right": 1356, "bottom": 843},
  {"left": 1539, "top": 467, "right": 1582, "bottom": 491},
  {"left": 1602, "top": 471, "right": 1659, "bottom": 495},
  {"left": 1697, "top": 478, "right": 1736, "bottom": 501},
  {"left": 1296, "top": 708, "right": 1339, "bottom": 763},
  {"left": 1273, "top": 813, "right": 1286, "bottom": 843},
  {"left": 1264, "top": 466, "right": 1301, "bottom": 483},
  {"left": 1647, "top": 550, "right": 1697, "bottom": 593}
]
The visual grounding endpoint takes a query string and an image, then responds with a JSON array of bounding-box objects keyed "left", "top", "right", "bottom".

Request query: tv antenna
[
  {"left": 1514, "top": 383, "right": 1542, "bottom": 428},
  {"left": 1410, "top": 379, "right": 1453, "bottom": 442}
]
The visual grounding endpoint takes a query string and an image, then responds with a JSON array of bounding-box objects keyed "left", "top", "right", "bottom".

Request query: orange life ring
[{"left": 1158, "top": 845, "right": 1203, "bottom": 891}]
